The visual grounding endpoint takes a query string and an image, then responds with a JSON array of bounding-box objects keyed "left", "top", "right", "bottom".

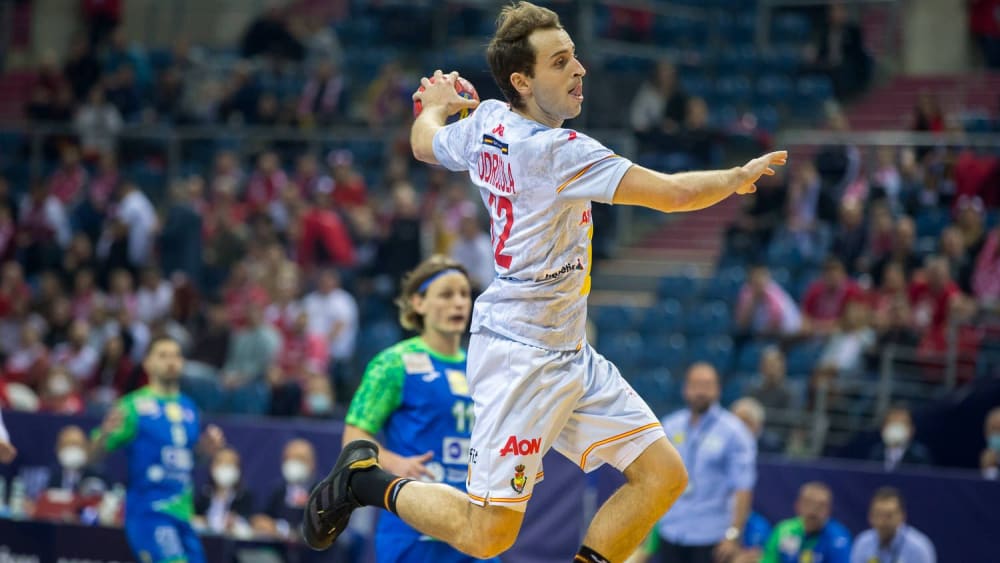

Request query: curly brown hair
[
  {"left": 487, "top": 1, "right": 562, "bottom": 110},
  {"left": 396, "top": 255, "right": 471, "bottom": 332}
]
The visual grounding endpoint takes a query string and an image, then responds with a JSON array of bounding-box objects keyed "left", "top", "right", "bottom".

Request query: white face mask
[
  {"left": 49, "top": 377, "right": 72, "bottom": 396},
  {"left": 282, "top": 459, "right": 310, "bottom": 484},
  {"left": 212, "top": 464, "right": 240, "bottom": 488},
  {"left": 882, "top": 422, "right": 910, "bottom": 447},
  {"left": 58, "top": 446, "right": 87, "bottom": 470}
]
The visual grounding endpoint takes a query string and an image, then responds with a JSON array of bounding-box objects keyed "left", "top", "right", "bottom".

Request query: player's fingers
[
  {"left": 420, "top": 77, "right": 432, "bottom": 88},
  {"left": 458, "top": 98, "right": 480, "bottom": 109},
  {"left": 448, "top": 71, "right": 459, "bottom": 81},
  {"left": 762, "top": 167, "right": 775, "bottom": 176},
  {"left": 433, "top": 69, "right": 444, "bottom": 79}
]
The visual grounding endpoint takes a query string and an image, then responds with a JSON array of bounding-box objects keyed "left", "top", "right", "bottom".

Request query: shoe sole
[{"left": 302, "top": 441, "right": 380, "bottom": 550}]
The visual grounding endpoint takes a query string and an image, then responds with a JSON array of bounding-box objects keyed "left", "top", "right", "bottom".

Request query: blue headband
[{"left": 418, "top": 268, "right": 464, "bottom": 294}]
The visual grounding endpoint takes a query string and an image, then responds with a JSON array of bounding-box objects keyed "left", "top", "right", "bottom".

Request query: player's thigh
[
  {"left": 377, "top": 534, "right": 500, "bottom": 563},
  {"left": 466, "top": 331, "right": 584, "bottom": 511},
  {"left": 553, "top": 345, "right": 665, "bottom": 472},
  {"left": 124, "top": 513, "right": 189, "bottom": 563}
]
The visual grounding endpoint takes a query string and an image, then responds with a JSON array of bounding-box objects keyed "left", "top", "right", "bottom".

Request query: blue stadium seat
[
  {"left": 797, "top": 75, "right": 834, "bottom": 100},
  {"left": 640, "top": 299, "right": 685, "bottom": 335},
  {"left": 603, "top": 332, "right": 644, "bottom": 370},
  {"left": 771, "top": 12, "right": 812, "bottom": 43},
  {"left": 916, "top": 208, "right": 950, "bottom": 238},
  {"left": 630, "top": 369, "right": 678, "bottom": 417},
  {"left": 786, "top": 339, "right": 825, "bottom": 377},
  {"left": 722, "top": 373, "right": 753, "bottom": 405},
  {"left": 686, "top": 300, "right": 732, "bottom": 336},
  {"left": 642, "top": 333, "right": 688, "bottom": 372},
  {"left": 754, "top": 75, "right": 794, "bottom": 104},
  {"left": 594, "top": 305, "right": 638, "bottom": 334},
  {"left": 656, "top": 274, "right": 699, "bottom": 301},
  {"left": 752, "top": 104, "right": 780, "bottom": 132},
  {"left": 688, "top": 335, "right": 734, "bottom": 374},
  {"left": 702, "top": 267, "right": 745, "bottom": 302},
  {"left": 735, "top": 341, "right": 769, "bottom": 373}
]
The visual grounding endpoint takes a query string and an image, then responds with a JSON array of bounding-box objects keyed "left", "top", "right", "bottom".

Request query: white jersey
[{"left": 433, "top": 99, "right": 633, "bottom": 351}]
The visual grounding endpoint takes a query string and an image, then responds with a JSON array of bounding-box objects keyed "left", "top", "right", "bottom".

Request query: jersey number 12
[{"left": 488, "top": 194, "right": 513, "bottom": 269}]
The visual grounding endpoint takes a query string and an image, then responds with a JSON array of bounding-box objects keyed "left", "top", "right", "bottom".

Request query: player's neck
[
  {"left": 512, "top": 102, "right": 563, "bottom": 129},
  {"left": 150, "top": 379, "right": 180, "bottom": 397},
  {"left": 421, "top": 330, "right": 460, "bottom": 358}
]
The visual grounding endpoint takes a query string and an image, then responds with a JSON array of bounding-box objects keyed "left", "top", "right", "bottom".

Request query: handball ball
[{"left": 413, "top": 76, "right": 479, "bottom": 123}]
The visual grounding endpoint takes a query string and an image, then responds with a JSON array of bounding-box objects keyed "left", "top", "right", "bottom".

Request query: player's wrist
[{"left": 724, "top": 526, "right": 741, "bottom": 542}]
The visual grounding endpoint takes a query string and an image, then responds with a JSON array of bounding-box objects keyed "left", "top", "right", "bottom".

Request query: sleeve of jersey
[
  {"left": 95, "top": 396, "right": 139, "bottom": 452},
  {"left": 552, "top": 132, "right": 633, "bottom": 203},
  {"left": 431, "top": 111, "right": 481, "bottom": 172},
  {"left": 344, "top": 350, "right": 405, "bottom": 435}
]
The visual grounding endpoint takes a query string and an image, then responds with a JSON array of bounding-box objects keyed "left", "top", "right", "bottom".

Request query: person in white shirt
[
  {"left": 114, "top": 182, "right": 158, "bottom": 268},
  {"left": 449, "top": 206, "right": 495, "bottom": 293},
  {"left": 302, "top": 269, "right": 358, "bottom": 395},
  {"left": 135, "top": 268, "right": 174, "bottom": 324},
  {"left": 850, "top": 487, "right": 936, "bottom": 563}
]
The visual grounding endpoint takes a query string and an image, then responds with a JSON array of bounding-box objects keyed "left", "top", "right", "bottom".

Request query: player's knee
[
  {"left": 626, "top": 437, "right": 688, "bottom": 503},
  {"left": 459, "top": 506, "right": 522, "bottom": 558}
]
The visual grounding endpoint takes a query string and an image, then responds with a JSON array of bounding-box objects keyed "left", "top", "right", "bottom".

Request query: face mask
[
  {"left": 49, "top": 377, "right": 72, "bottom": 396},
  {"left": 307, "top": 394, "right": 332, "bottom": 414},
  {"left": 59, "top": 446, "right": 87, "bottom": 470},
  {"left": 282, "top": 459, "right": 310, "bottom": 484},
  {"left": 212, "top": 464, "right": 240, "bottom": 488},
  {"left": 882, "top": 422, "right": 910, "bottom": 447},
  {"left": 989, "top": 434, "right": 1000, "bottom": 452}
]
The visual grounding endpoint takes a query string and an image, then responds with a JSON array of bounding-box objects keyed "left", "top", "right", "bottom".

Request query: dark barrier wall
[{"left": 4, "top": 411, "right": 999, "bottom": 562}]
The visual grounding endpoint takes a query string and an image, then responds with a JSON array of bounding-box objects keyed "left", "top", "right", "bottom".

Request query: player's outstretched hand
[
  {"left": 413, "top": 70, "right": 479, "bottom": 117},
  {"left": 736, "top": 150, "right": 788, "bottom": 195},
  {"left": 0, "top": 440, "right": 16, "bottom": 464},
  {"left": 198, "top": 424, "right": 226, "bottom": 457},
  {"left": 384, "top": 450, "right": 436, "bottom": 480}
]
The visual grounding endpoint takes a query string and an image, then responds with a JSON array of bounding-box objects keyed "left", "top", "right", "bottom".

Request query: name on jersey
[{"left": 478, "top": 152, "right": 516, "bottom": 194}]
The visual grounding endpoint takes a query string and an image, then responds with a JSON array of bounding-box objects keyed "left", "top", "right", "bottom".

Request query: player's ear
[
  {"left": 510, "top": 72, "right": 530, "bottom": 101},
  {"left": 411, "top": 294, "right": 427, "bottom": 315}
]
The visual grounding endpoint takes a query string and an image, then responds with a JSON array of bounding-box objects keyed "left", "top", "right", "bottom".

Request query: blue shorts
[
  {"left": 376, "top": 533, "right": 499, "bottom": 563},
  {"left": 124, "top": 511, "right": 205, "bottom": 563}
]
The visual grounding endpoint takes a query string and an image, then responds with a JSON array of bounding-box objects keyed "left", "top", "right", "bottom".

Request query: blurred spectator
[
  {"left": 103, "top": 27, "right": 153, "bottom": 90},
  {"left": 158, "top": 183, "right": 203, "bottom": 282},
  {"left": 221, "top": 263, "right": 269, "bottom": 329},
  {"left": 432, "top": 182, "right": 473, "bottom": 255},
  {"left": 909, "top": 255, "right": 963, "bottom": 353},
  {"left": 657, "top": 363, "right": 756, "bottom": 563},
  {"left": 46, "top": 425, "right": 104, "bottom": 494},
  {"left": 39, "top": 367, "right": 85, "bottom": 414},
  {"left": 859, "top": 203, "right": 895, "bottom": 274},
  {"left": 303, "top": 269, "right": 357, "bottom": 396},
  {"left": 736, "top": 265, "right": 803, "bottom": 338},
  {"left": 51, "top": 319, "right": 99, "bottom": 383},
  {"left": 850, "top": 488, "right": 936, "bottom": 563},
  {"left": 48, "top": 145, "right": 88, "bottom": 206},
  {"left": 748, "top": 346, "right": 793, "bottom": 410},
  {"left": 104, "top": 268, "right": 137, "bottom": 318},
  {"left": 295, "top": 189, "right": 357, "bottom": 270},
  {"left": 87, "top": 333, "right": 137, "bottom": 408},
  {"left": 972, "top": 226, "right": 1000, "bottom": 308},
  {"left": 301, "top": 372, "right": 337, "bottom": 419},
  {"left": 298, "top": 60, "right": 346, "bottom": 127},
  {"left": 220, "top": 303, "right": 281, "bottom": 409},
  {"left": 363, "top": 61, "right": 411, "bottom": 129},
  {"left": 726, "top": 174, "right": 787, "bottom": 261},
  {"left": 328, "top": 150, "right": 368, "bottom": 209},
  {"left": 450, "top": 207, "right": 494, "bottom": 294},
  {"left": 194, "top": 447, "right": 254, "bottom": 537},
  {"left": 373, "top": 183, "right": 423, "bottom": 290},
  {"left": 104, "top": 182, "right": 157, "bottom": 269},
  {"left": 801, "top": 257, "right": 864, "bottom": 336},
  {"left": 294, "top": 153, "right": 334, "bottom": 200},
  {"left": 268, "top": 310, "right": 327, "bottom": 417},
  {"left": 219, "top": 63, "right": 261, "bottom": 124},
  {"left": 253, "top": 438, "right": 316, "bottom": 539},
  {"left": 135, "top": 268, "right": 173, "bottom": 324},
  {"left": 18, "top": 182, "right": 72, "bottom": 275},
  {"left": 815, "top": 299, "right": 875, "bottom": 378},
  {"left": 980, "top": 406, "right": 1000, "bottom": 480},
  {"left": 630, "top": 60, "right": 687, "bottom": 136},
  {"left": 43, "top": 297, "right": 74, "bottom": 348},
  {"left": 153, "top": 66, "right": 186, "bottom": 122},
  {"left": 211, "top": 150, "right": 246, "bottom": 193},
  {"left": 871, "top": 216, "right": 921, "bottom": 286},
  {"left": 104, "top": 65, "right": 143, "bottom": 121},
  {"left": 761, "top": 482, "right": 852, "bottom": 562},
  {"left": 82, "top": 0, "right": 123, "bottom": 48},
  {"left": 813, "top": 112, "right": 861, "bottom": 198},
  {"left": 675, "top": 97, "right": 720, "bottom": 167},
  {"left": 806, "top": 3, "right": 871, "bottom": 99},
  {"left": 64, "top": 36, "right": 102, "bottom": 102},
  {"left": 912, "top": 91, "right": 945, "bottom": 132},
  {"left": 831, "top": 199, "right": 866, "bottom": 275},
  {"left": 241, "top": 6, "right": 305, "bottom": 62},
  {"left": 5, "top": 322, "right": 49, "bottom": 387},
  {"left": 732, "top": 396, "right": 784, "bottom": 455},
  {"left": 252, "top": 92, "right": 283, "bottom": 126},
  {"left": 940, "top": 226, "right": 974, "bottom": 292},
  {"left": 188, "top": 303, "right": 231, "bottom": 371},
  {"left": 970, "top": 0, "right": 1000, "bottom": 68},
  {"left": 784, "top": 162, "right": 834, "bottom": 248},
  {"left": 954, "top": 194, "right": 987, "bottom": 260},
  {"left": 871, "top": 262, "right": 919, "bottom": 346},
  {"left": 0, "top": 205, "right": 13, "bottom": 263},
  {"left": 867, "top": 404, "right": 933, "bottom": 471},
  {"left": 63, "top": 233, "right": 98, "bottom": 278},
  {"left": 0, "top": 409, "right": 14, "bottom": 463},
  {"left": 265, "top": 268, "right": 302, "bottom": 335},
  {"left": 246, "top": 151, "right": 288, "bottom": 211},
  {"left": 872, "top": 147, "right": 903, "bottom": 212}
]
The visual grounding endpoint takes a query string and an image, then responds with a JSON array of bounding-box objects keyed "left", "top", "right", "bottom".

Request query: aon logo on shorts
[{"left": 499, "top": 435, "right": 541, "bottom": 457}]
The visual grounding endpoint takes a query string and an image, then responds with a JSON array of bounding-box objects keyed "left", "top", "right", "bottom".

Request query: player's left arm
[
  {"left": 612, "top": 151, "right": 788, "bottom": 213},
  {"left": 410, "top": 70, "right": 479, "bottom": 165}
]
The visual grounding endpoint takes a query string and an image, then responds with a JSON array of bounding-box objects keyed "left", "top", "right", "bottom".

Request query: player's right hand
[
  {"left": 384, "top": 450, "right": 436, "bottom": 480},
  {"left": 736, "top": 150, "right": 788, "bottom": 195},
  {"left": 412, "top": 70, "right": 479, "bottom": 117}
]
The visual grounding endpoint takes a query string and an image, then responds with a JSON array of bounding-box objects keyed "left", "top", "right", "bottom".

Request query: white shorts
[{"left": 464, "top": 331, "right": 664, "bottom": 512}]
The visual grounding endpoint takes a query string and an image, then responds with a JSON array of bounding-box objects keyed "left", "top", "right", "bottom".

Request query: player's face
[
  {"left": 796, "top": 487, "right": 832, "bottom": 533},
  {"left": 415, "top": 272, "right": 472, "bottom": 337},
  {"left": 520, "top": 28, "right": 586, "bottom": 126},
  {"left": 683, "top": 366, "right": 719, "bottom": 414},
  {"left": 869, "top": 499, "right": 903, "bottom": 541},
  {"left": 144, "top": 340, "right": 185, "bottom": 386}
]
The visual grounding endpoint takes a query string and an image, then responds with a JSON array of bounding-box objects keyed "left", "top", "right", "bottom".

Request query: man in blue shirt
[
  {"left": 762, "top": 482, "right": 851, "bottom": 563},
  {"left": 658, "top": 363, "right": 758, "bottom": 563},
  {"left": 850, "top": 487, "right": 935, "bottom": 563}
]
